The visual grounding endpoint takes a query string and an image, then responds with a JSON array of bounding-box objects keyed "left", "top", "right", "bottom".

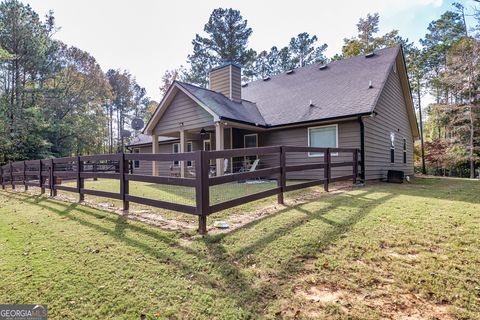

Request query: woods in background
[
  {"left": 1, "top": 1, "right": 479, "bottom": 178},
  {"left": 0, "top": 0, "right": 150, "bottom": 163}
]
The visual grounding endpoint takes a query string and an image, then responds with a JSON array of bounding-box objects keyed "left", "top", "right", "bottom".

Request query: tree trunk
[
  {"left": 417, "top": 85, "right": 426, "bottom": 174},
  {"left": 469, "top": 105, "right": 475, "bottom": 179}
]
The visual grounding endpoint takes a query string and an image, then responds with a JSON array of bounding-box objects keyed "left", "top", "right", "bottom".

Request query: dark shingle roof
[
  {"left": 241, "top": 45, "right": 400, "bottom": 126},
  {"left": 176, "top": 82, "right": 267, "bottom": 126},
  {"left": 128, "top": 134, "right": 177, "bottom": 147}
]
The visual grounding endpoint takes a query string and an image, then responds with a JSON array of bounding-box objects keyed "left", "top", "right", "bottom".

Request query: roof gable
[{"left": 144, "top": 82, "right": 219, "bottom": 134}]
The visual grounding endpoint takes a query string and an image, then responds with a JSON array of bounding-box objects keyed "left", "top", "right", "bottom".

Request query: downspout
[{"left": 358, "top": 116, "right": 366, "bottom": 182}]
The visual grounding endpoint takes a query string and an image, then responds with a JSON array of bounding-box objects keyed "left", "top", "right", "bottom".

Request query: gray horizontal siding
[
  {"left": 153, "top": 91, "right": 214, "bottom": 135},
  {"left": 260, "top": 121, "right": 360, "bottom": 180},
  {"left": 363, "top": 66, "right": 414, "bottom": 180}
]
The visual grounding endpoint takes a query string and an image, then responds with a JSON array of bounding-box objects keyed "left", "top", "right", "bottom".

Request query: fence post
[
  {"left": 353, "top": 150, "right": 358, "bottom": 184},
  {"left": 39, "top": 160, "right": 45, "bottom": 194},
  {"left": 119, "top": 153, "right": 129, "bottom": 211},
  {"left": 0, "top": 166, "right": 3, "bottom": 190},
  {"left": 23, "top": 160, "right": 28, "bottom": 191},
  {"left": 10, "top": 163, "right": 14, "bottom": 190},
  {"left": 195, "top": 150, "right": 209, "bottom": 235},
  {"left": 324, "top": 148, "right": 331, "bottom": 192},
  {"left": 277, "top": 146, "right": 286, "bottom": 205},
  {"left": 77, "top": 156, "right": 84, "bottom": 202},
  {"left": 93, "top": 162, "right": 98, "bottom": 181},
  {"left": 50, "top": 159, "right": 56, "bottom": 197}
]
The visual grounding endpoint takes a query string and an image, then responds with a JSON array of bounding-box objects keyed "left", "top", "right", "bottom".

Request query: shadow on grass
[{"left": 5, "top": 177, "right": 475, "bottom": 315}]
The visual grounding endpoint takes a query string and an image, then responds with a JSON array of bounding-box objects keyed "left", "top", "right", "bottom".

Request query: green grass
[
  {"left": 60, "top": 178, "right": 301, "bottom": 223},
  {"left": 1, "top": 177, "right": 479, "bottom": 319}
]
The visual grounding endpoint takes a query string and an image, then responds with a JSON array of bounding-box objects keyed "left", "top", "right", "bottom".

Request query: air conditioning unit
[{"left": 387, "top": 170, "right": 404, "bottom": 183}]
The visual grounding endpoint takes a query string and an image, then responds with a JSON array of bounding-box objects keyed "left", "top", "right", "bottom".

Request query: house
[{"left": 128, "top": 45, "right": 419, "bottom": 181}]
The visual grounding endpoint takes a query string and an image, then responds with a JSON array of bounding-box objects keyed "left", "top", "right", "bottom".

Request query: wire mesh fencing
[{"left": 0, "top": 146, "right": 360, "bottom": 234}]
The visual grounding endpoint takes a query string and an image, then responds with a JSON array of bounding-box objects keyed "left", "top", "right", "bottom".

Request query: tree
[
  {"left": 439, "top": 37, "right": 480, "bottom": 178},
  {"left": 106, "top": 69, "right": 149, "bottom": 153},
  {"left": 407, "top": 47, "right": 427, "bottom": 174},
  {"left": 288, "top": 32, "right": 327, "bottom": 67},
  {"left": 184, "top": 8, "right": 255, "bottom": 86},
  {"left": 420, "top": 10, "right": 466, "bottom": 104},
  {"left": 159, "top": 68, "right": 182, "bottom": 96},
  {"left": 342, "top": 13, "right": 411, "bottom": 58}
]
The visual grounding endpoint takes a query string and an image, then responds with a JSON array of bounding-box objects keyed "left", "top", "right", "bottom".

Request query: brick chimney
[{"left": 209, "top": 61, "right": 241, "bottom": 102}]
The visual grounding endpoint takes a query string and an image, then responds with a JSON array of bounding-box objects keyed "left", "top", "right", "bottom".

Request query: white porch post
[
  {"left": 180, "top": 129, "right": 186, "bottom": 178},
  {"left": 152, "top": 134, "right": 159, "bottom": 176},
  {"left": 215, "top": 122, "right": 225, "bottom": 176}
]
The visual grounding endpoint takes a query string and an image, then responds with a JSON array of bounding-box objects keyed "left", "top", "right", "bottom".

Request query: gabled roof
[
  {"left": 176, "top": 82, "right": 267, "bottom": 126},
  {"left": 242, "top": 45, "right": 400, "bottom": 126},
  {"left": 145, "top": 45, "right": 418, "bottom": 138}
]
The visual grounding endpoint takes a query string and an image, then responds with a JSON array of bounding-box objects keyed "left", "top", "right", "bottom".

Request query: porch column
[
  {"left": 180, "top": 129, "right": 186, "bottom": 178},
  {"left": 215, "top": 122, "right": 224, "bottom": 176},
  {"left": 152, "top": 134, "right": 159, "bottom": 176}
]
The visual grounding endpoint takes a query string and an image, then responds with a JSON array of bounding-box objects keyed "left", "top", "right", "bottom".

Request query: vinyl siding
[
  {"left": 231, "top": 66, "right": 242, "bottom": 102},
  {"left": 210, "top": 65, "right": 242, "bottom": 102},
  {"left": 152, "top": 91, "right": 214, "bottom": 135},
  {"left": 260, "top": 121, "right": 360, "bottom": 180},
  {"left": 210, "top": 67, "right": 231, "bottom": 98},
  {"left": 363, "top": 67, "right": 415, "bottom": 180}
]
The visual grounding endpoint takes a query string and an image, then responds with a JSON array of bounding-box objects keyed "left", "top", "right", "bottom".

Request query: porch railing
[{"left": 0, "top": 146, "right": 361, "bottom": 234}]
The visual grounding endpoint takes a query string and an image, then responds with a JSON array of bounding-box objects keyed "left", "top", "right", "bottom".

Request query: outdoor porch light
[{"left": 200, "top": 128, "right": 206, "bottom": 137}]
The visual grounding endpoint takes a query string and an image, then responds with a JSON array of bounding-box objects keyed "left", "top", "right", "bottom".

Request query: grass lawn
[
  {"left": 0, "top": 177, "right": 479, "bottom": 319},
  {"left": 59, "top": 178, "right": 303, "bottom": 224}
]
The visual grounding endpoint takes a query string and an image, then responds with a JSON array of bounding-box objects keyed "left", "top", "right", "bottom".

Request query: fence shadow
[{"left": 1, "top": 185, "right": 396, "bottom": 316}]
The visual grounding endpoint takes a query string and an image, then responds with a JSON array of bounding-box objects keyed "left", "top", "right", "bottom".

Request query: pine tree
[{"left": 184, "top": 8, "right": 255, "bottom": 87}]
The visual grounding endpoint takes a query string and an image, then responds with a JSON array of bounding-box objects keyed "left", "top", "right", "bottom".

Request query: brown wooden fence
[{"left": 0, "top": 146, "right": 360, "bottom": 234}]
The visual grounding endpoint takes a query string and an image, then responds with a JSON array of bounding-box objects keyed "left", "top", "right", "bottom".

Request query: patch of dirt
[
  {"left": 291, "top": 275, "right": 453, "bottom": 320},
  {"left": 387, "top": 249, "right": 420, "bottom": 261},
  {"left": 8, "top": 181, "right": 355, "bottom": 236},
  {"left": 301, "top": 286, "right": 343, "bottom": 303}
]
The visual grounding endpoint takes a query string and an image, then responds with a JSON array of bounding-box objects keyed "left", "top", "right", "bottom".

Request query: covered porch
[{"left": 151, "top": 121, "right": 264, "bottom": 178}]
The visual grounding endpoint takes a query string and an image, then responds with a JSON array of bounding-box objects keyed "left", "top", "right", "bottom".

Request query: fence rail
[{"left": 0, "top": 146, "right": 361, "bottom": 234}]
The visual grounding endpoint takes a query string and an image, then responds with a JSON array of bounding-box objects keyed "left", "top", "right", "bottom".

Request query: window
[
  {"left": 308, "top": 125, "right": 338, "bottom": 157},
  {"left": 403, "top": 138, "right": 407, "bottom": 164},
  {"left": 133, "top": 148, "right": 140, "bottom": 168},
  {"left": 203, "top": 139, "right": 211, "bottom": 151},
  {"left": 244, "top": 134, "right": 258, "bottom": 164},
  {"left": 390, "top": 132, "right": 395, "bottom": 163},
  {"left": 172, "top": 143, "right": 180, "bottom": 167},
  {"left": 187, "top": 142, "right": 193, "bottom": 167}
]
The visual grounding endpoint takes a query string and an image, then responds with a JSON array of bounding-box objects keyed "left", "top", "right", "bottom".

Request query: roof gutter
[{"left": 266, "top": 112, "right": 372, "bottom": 129}]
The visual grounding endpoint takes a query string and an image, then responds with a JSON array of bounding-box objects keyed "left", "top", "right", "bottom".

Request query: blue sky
[{"left": 22, "top": 0, "right": 478, "bottom": 102}]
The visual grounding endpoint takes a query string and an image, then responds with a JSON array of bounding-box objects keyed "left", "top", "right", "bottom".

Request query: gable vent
[
  {"left": 365, "top": 52, "right": 375, "bottom": 58},
  {"left": 286, "top": 70, "right": 294, "bottom": 74},
  {"left": 319, "top": 64, "right": 328, "bottom": 70},
  {"left": 263, "top": 76, "right": 271, "bottom": 81}
]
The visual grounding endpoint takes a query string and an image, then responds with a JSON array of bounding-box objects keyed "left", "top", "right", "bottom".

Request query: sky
[{"left": 22, "top": 0, "right": 479, "bottom": 102}]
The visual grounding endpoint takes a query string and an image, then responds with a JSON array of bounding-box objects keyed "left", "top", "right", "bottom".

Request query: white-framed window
[
  {"left": 390, "top": 132, "right": 395, "bottom": 163},
  {"left": 133, "top": 148, "right": 140, "bottom": 168},
  {"left": 187, "top": 142, "right": 193, "bottom": 167},
  {"left": 244, "top": 133, "right": 258, "bottom": 164},
  {"left": 203, "top": 139, "right": 211, "bottom": 151},
  {"left": 172, "top": 143, "right": 180, "bottom": 167},
  {"left": 403, "top": 138, "right": 407, "bottom": 164},
  {"left": 308, "top": 124, "right": 338, "bottom": 157}
]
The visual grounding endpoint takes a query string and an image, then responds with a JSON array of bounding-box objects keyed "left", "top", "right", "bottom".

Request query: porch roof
[
  {"left": 176, "top": 82, "right": 267, "bottom": 127},
  {"left": 127, "top": 134, "right": 177, "bottom": 147}
]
